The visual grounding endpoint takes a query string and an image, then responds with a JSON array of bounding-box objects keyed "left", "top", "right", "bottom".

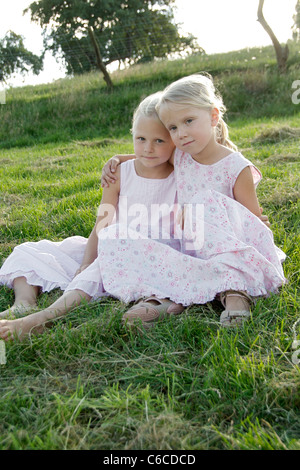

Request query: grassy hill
[
  {"left": 0, "top": 42, "right": 299, "bottom": 450},
  {"left": 1, "top": 41, "right": 300, "bottom": 148}
]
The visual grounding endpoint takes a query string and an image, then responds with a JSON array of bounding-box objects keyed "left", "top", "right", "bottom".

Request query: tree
[
  {"left": 25, "top": 0, "right": 201, "bottom": 88},
  {"left": 257, "top": 0, "right": 289, "bottom": 73},
  {"left": 292, "top": 0, "right": 300, "bottom": 40},
  {"left": 0, "top": 31, "right": 43, "bottom": 82}
]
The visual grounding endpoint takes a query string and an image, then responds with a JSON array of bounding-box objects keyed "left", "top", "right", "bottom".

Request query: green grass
[
  {"left": 1, "top": 41, "right": 300, "bottom": 149},
  {"left": 0, "top": 43, "right": 300, "bottom": 450}
]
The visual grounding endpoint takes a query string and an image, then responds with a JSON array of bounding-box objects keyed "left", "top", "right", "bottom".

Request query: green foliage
[
  {"left": 0, "top": 31, "right": 43, "bottom": 82},
  {"left": 293, "top": 0, "right": 300, "bottom": 40},
  {"left": 25, "top": 0, "right": 201, "bottom": 76}
]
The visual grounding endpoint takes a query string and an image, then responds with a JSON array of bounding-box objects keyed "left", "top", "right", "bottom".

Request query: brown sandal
[
  {"left": 122, "top": 296, "right": 185, "bottom": 329},
  {"left": 219, "top": 290, "right": 252, "bottom": 328}
]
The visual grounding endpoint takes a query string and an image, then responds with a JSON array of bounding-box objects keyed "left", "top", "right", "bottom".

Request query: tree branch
[
  {"left": 88, "top": 26, "right": 113, "bottom": 88},
  {"left": 257, "top": 0, "right": 288, "bottom": 72}
]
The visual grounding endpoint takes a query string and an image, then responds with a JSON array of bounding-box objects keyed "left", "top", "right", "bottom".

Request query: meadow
[{"left": 0, "top": 42, "right": 299, "bottom": 450}]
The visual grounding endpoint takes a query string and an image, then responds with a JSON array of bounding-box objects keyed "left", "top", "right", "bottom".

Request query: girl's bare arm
[
  {"left": 233, "top": 167, "right": 268, "bottom": 222},
  {"left": 76, "top": 168, "right": 121, "bottom": 275}
]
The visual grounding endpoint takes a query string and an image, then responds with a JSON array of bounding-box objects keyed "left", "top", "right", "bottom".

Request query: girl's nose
[
  {"left": 145, "top": 143, "right": 154, "bottom": 153},
  {"left": 178, "top": 126, "right": 187, "bottom": 139}
]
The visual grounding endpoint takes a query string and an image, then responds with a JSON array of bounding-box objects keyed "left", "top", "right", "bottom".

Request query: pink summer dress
[{"left": 94, "top": 150, "right": 286, "bottom": 305}]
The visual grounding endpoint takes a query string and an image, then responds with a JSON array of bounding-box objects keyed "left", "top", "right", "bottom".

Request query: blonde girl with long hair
[{"left": 101, "top": 74, "right": 286, "bottom": 328}]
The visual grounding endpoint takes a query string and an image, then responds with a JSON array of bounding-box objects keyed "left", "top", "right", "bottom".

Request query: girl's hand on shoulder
[
  {"left": 101, "top": 156, "right": 121, "bottom": 188},
  {"left": 101, "top": 154, "right": 136, "bottom": 187}
]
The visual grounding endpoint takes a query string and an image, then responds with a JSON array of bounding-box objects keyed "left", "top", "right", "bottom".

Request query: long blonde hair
[
  {"left": 131, "top": 91, "right": 163, "bottom": 134},
  {"left": 156, "top": 74, "right": 237, "bottom": 151}
]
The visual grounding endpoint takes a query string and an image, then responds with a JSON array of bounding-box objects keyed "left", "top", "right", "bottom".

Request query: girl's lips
[{"left": 182, "top": 140, "right": 194, "bottom": 146}]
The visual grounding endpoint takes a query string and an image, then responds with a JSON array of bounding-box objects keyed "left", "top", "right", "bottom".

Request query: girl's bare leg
[
  {"left": 0, "top": 277, "right": 39, "bottom": 319},
  {"left": 0, "top": 289, "right": 91, "bottom": 341}
]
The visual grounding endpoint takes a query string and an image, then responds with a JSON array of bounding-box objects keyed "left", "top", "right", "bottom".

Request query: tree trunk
[
  {"left": 257, "top": 0, "right": 289, "bottom": 73},
  {"left": 88, "top": 27, "right": 113, "bottom": 89}
]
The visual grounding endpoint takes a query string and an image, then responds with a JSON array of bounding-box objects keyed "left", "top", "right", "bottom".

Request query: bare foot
[
  {"left": 0, "top": 289, "right": 91, "bottom": 341},
  {"left": 0, "top": 316, "right": 46, "bottom": 342},
  {"left": 0, "top": 302, "right": 37, "bottom": 320}
]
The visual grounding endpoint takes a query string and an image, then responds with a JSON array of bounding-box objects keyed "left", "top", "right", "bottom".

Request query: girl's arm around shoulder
[
  {"left": 101, "top": 154, "right": 135, "bottom": 187},
  {"left": 101, "top": 149, "right": 175, "bottom": 188},
  {"left": 97, "top": 165, "right": 121, "bottom": 232},
  {"left": 233, "top": 166, "right": 262, "bottom": 219}
]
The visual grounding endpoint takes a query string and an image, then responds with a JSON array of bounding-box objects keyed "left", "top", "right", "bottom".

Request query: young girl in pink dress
[
  {"left": 101, "top": 74, "right": 286, "bottom": 328},
  {"left": 0, "top": 92, "right": 184, "bottom": 341}
]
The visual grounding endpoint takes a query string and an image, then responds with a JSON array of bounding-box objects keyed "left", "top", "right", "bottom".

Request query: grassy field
[{"left": 0, "top": 43, "right": 300, "bottom": 451}]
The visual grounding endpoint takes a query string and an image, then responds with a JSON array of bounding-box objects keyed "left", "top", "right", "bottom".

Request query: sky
[{"left": 0, "top": 0, "right": 297, "bottom": 87}]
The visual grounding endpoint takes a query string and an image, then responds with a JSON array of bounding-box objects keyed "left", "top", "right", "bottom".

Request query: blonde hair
[
  {"left": 156, "top": 74, "right": 237, "bottom": 151},
  {"left": 131, "top": 91, "right": 163, "bottom": 134}
]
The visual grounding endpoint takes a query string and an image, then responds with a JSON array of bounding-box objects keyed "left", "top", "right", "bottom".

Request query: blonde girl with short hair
[{"left": 0, "top": 92, "right": 185, "bottom": 341}]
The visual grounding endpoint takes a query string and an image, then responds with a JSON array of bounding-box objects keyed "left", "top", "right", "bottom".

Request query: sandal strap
[
  {"left": 127, "top": 296, "right": 171, "bottom": 310},
  {"left": 220, "top": 309, "right": 251, "bottom": 327},
  {"left": 124, "top": 297, "right": 184, "bottom": 321},
  {"left": 220, "top": 290, "right": 252, "bottom": 309},
  {"left": 221, "top": 310, "right": 251, "bottom": 319},
  {"left": 144, "top": 296, "right": 174, "bottom": 306}
]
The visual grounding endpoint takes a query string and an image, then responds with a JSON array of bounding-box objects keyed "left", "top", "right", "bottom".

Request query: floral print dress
[{"left": 93, "top": 150, "right": 286, "bottom": 305}]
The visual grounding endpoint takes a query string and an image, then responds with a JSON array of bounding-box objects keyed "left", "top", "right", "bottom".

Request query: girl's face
[
  {"left": 133, "top": 115, "right": 175, "bottom": 168},
  {"left": 158, "top": 103, "right": 219, "bottom": 157}
]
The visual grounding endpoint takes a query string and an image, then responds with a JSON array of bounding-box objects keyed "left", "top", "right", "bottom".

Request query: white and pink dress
[
  {"left": 94, "top": 150, "right": 286, "bottom": 305},
  {"left": 0, "top": 160, "right": 178, "bottom": 299}
]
